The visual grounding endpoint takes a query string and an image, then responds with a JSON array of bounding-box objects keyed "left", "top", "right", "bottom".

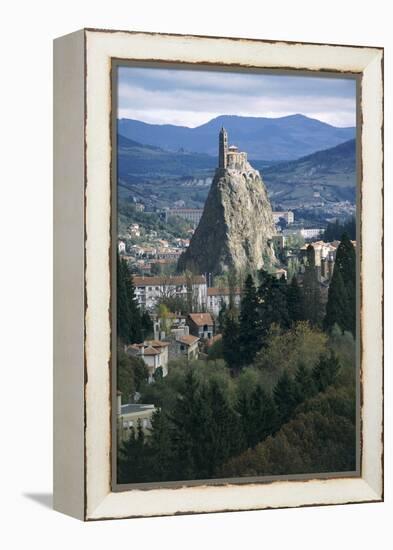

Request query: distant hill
[
  {"left": 118, "top": 114, "right": 355, "bottom": 161},
  {"left": 262, "top": 139, "right": 356, "bottom": 206},
  {"left": 117, "top": 134, "right": 216, "bottom": 181}
]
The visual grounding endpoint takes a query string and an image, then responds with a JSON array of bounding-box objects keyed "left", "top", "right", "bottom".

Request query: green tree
[
  {"left": 222, "top": 309, "right": 242, "bottom": 372},
  {"left": 255, "top": 321, "right": 328, "bottom": 390},
  {"left": 207, "top": 379, "right": 242, "bottom": 475},
  {"left": 153, "top": 366, "right": 164, "bottom": 382},
  {"left": 140, "top": 309, "right": 153, "bottom": 340},
  {"left": 207, "top": 337, "right": 224, "bottom": 360},
  {"left": 148, "top": 408, "right": 174, "bottom": 481},
  {"left": 302, "top": 245, "right": 323, "bottom": 326},
  {"left": 220, "top": 386, "right": 356, "bottom": 478},
  {"left": 324, "top": 269, "right": 348, "bottom": 332},
  {"left": 117, "top": 420, "right": 150, "bottom": 483},
  {"left": 239, "top": 275, "right": 261, "bottom": 366},
  {"left": 117, "top": 343, "right": 149, "bottom": 401},
  {"left": 294, "top": 362, "right": 317, "bottom": 402},
  {"left": 323, "top": 217, "right": 356, "bottom": 242},
  {"left": 169, "top": 369, "right": 211, "bottom": 479},
  {"left": 287, "top": 275, "right": 304, "bottom": 323},
  {"left": 324, "top": 234, "right": 356, "bottom": 335},
  {"left": 157, "top": 303, "right": 172, "bottom": 337},
  {"left": 273, "top": 370, "right": 299, "bottom": 426},
  {"left": 217, "top": 301, "right": 227, "bottom": 332},
  {"left": 257, "top": 270, "right": 290, "bottom": 342},
  {"left": 312, "top": 351, "right": 341, "bottom": 392},
  {"left": 238, "top": 385, "right": 277, "bottom": 448},
  {"left": 117, "top": 254, "right": 144, "bottom": 343}
]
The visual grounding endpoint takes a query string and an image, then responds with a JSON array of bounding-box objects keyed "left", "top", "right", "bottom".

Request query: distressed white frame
[{"left": 53, "top": 29, "right": 383, "bottom": 521}]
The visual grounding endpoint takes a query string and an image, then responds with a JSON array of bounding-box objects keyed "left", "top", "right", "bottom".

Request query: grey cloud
[{"left": 118, "top": 66, "right": 356, "bottom": 127}]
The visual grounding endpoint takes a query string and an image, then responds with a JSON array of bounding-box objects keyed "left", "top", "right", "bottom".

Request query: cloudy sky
[{"left": 118, "top": 65, "right": 357, "bottom": 128}]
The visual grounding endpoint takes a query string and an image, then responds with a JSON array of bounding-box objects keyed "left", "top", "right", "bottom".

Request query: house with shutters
[{"left": 186, "top": 312, "right": 214, "bottom": 340}]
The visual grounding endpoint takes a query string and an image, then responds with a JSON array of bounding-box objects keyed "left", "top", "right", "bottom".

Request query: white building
[
  {"left": 117, "top": 395, "right": 156, "bottom": 441},
  {"left": 300, "top": 228, "right": 324, "bottom": 240},
  {"left": 133, "top": 275, "right": 207, "bottom": 311},
  {"left": 126, "top": 340, "right": 169, "bottom": 382},
  {"left": 272, "top": 211, "right": 295, "bottom": 225},
  {"left": 128, "top": 223, "right": 141, "bottom": 238},
  {"left": 171, "top": 334, "right": 199, "bottom": 360},
  {"left": 207, "top": 287, "right": 242, "bottom": 316}
]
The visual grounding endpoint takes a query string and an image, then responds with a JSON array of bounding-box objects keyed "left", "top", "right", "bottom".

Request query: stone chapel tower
[{"left": 219, "top": 126, "right": 228, "bottom": 169}]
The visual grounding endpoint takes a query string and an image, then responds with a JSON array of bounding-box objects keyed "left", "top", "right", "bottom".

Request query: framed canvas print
[{"left": 53, "top": 29, "right": 383, "bottom": 520}]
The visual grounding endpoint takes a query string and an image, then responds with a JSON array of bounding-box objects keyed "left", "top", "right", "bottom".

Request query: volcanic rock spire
[{"left": 178, "top": 130, "right": 276, "bottom": 276}]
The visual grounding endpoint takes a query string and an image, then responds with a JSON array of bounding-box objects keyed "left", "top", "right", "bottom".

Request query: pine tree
[
  {"left": 324, "top": 269, "right": 348, "bottom": 332},
  {"left": 169, "top": 369, "right": 214, "bottom": 480},
  {"left": 141, "top": 309, "right": 153, "bottom": 340},
  {"left": 329, "top": 234, "right": 356, "bottom": 331},
  {"left": 117, "top": 420, "right": 150, "bottom": 483},
  {"left": 207, "top": 380, "right": 242, "bottom": 475},
  {"left": 169, "top": 369, "right": 199, "bottom": 479},
  {"left": 250, "top": 386, "right": 277, "bottom": 446},
  {"left": 218, "top": 300, "right": 227, "bottom": 332},
  {"left": 148, "top": 408, "right": 174, "bottom": 481},
  {"left": 117, "top": 254, "right": 143, "bottom": 343},
  {"left": 287, "top": 275, "right": 304, "bottom": 323},
  {"left": 239, "top": 275, "right": 261, "bottom": 366},
  {"left": 303, "top": 245, "right": 322, "bottom": 326},
  {"left": 324, "top": 233, "right": 356, "bottom": 335},
  {"left": 117, "top": 254, "right": 130, "bottom": 342},
  {"left": 258, "top": 270, "right": 290, "bottom": 341},
  {"left": 126, "top": 269, "right": 142, "bottom": 343},
  {"left": 237, "top": 391, "right": 253, "bottom": 448},
  {"left": 222, "top": 308, "right": 242, "bottom": 371},
  {"left": 312, "top": 351, "right": 341, "bottom": 392},
  {"left": 294, "top": 362, "right": 317, "bottom": 402},
  {"left": 273, "top": 370, "right": 299, "bottom": 426}
]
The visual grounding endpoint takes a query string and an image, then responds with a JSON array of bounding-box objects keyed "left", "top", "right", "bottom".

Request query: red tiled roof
[
  {"left": 176, "top": 335, "right": 199, "bottom": 345},
  {"left": 147, "top": 339, "right": 169, "bottom": 348},
  {"left": 188, "top": 313, "right": 214, "bottom": 326},
  {"left": 143, "top": 346, "right": 161, "bottom": 356}
]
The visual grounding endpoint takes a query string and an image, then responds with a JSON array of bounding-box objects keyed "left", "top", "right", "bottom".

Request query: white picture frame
[{"left": 53, "top": 28, "right": 383, "bottom": 521}]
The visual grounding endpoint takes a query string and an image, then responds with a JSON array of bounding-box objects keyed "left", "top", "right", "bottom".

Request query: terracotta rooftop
[
  {"left": 142, "top": 346, "right": 161, "bottom": 356},
  {"left": 188, "top": 313, "right": 214, "bottom": 326},
  {"left": 146, "top": 339, "right": 169, "bottom": 348},
  {"left": 176, "top": 335, "right": 199, "bottom": 345},
  {"left": 126, "top": 342, "right": 166, "bottom": 355}
]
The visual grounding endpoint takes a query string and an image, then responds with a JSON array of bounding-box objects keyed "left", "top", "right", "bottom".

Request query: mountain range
[{"left": 118, "top": 114, "right": 355, "bottom": 161}]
